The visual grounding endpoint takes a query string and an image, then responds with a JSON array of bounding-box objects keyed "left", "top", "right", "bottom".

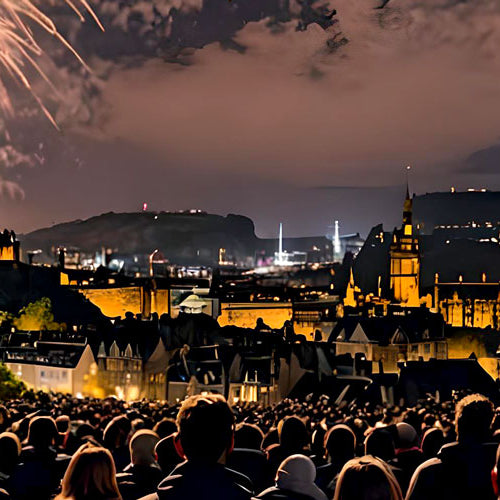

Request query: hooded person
[
  {"left": 394, "top": 423, "right": 424, "bottom": 495},
  {"left": 256, "top": 454, "right": 328, "bottom": 500}
]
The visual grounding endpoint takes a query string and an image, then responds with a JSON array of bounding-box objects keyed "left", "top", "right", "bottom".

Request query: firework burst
[{"left": 0, "top": 0, "right": 103, "bottom": 127}]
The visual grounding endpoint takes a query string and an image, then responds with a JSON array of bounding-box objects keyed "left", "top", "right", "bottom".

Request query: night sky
[{"left": 1, "top": 0, "right": 500, "bottom": 238}]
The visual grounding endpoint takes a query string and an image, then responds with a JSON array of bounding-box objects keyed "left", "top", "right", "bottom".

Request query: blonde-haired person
[
  {"left": 56, "top": 444, "right": 122, "bottom": 500},
  {"left": 333, "top": 455, "right": 403, "bottom": 500}
]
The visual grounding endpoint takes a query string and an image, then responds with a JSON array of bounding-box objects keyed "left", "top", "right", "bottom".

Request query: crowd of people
[{"left": 0, "top": 390, "right": 498, "bottom": 500}]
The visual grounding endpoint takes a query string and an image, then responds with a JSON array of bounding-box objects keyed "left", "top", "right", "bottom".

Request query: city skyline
[{"left": 0, "top": 0, "right": 499, "bottom": 237}]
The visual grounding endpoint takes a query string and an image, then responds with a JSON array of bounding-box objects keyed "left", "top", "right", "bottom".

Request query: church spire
[{"left": 403, "top": 165, "right": 412, "bottom": 226}]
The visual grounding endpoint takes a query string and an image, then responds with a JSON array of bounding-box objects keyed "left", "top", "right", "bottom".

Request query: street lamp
[{"left": 149, "top": 249, "right": 159, "bottom": 277}]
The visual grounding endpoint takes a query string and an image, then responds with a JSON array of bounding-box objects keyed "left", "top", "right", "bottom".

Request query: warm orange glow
[
  {"left": 218, "top": 303, "right": 292, "bottom": 329},
  {"left": 0, "top": 246, "right": 14, "bottom": 260}
]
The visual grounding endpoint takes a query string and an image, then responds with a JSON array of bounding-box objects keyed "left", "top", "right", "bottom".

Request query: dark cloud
[
  {"left": 464, "top": 143, "right": 500, "bottom": 175},
  {"left": 313, "top": 185, "right": 400, "bottom": 191},
  {"left": 3, "top": 0, "right": 500, "bottom": 238}
]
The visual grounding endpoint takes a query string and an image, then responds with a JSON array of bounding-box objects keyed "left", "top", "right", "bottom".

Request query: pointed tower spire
[
  {"left": 403, "top": 165, "right": 413, "bottom": 226},
  {"left": 98, "top": 342, "right": 106, "bottom": 358},
  {"left": 344, "top": 267, "right": 357, "bottom": 308},
  {"left": 109, "top": 341, "right": 120, "bottom": 358}
]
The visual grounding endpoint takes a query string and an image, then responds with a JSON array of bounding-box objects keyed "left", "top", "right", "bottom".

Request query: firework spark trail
[{"left": 0, "top": 0, "right": 103, "bottom": 127}]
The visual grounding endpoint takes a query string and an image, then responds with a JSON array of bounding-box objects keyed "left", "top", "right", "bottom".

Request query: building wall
[
  {"left": 97, "top": 357, "right": 143, "bottom": 400},
  {"left": 80, "top": 287, "right": 143, "bottom": 317},
  {"left": 6, "top": 363, "right": 73, "bottom": 393},
  {"left": 0, "top": 246, "right": 15, "bottom": 261},
  {"left": 6, "top": 346, "right": 96, "bottom": 396},
  {"left": 439, "top": 294, "right": 500, "bottom": 330},
  {"left": 334, "top": 340, "right": 448, "bottom": 373},
  {"left": 218, "top": 303, "right": 293, "bottom": 329},
  {"left": 80, "top": 287, "right": 172, "bottom": 319},
  {"left": 335, "top": 342, "right": 375, "bottom": 363},
  {"left": 294, "top": 321, "right": 334, "bottom": 341},
  {"left": 391, "top": 255, "right": 420, "bottom": 305},
  {"left": 74, "top": 346, "right": 97, "bottom": 396},
  {"left": 152, "top": 289, "right": 170, "bottom": 317}
]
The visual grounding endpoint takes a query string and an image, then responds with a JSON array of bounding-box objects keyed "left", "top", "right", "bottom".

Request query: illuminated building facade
[
  {"left": 0, "top": 230, "right": 20, "bottom": 261},
  {"left": 389, "top": 187, "right": 420, "bottom": 307},
  {"left": 331, "top": 307, "right": 447, "bottom": 373},
  {"left": 3, "top": 342, "right": 96, "bottom": 395},
  {"left": 353, "top": 188, "right": 500, "bottom": 331},
  {"left": 97, "top": 341, "right": 143, "bottom": 400}
]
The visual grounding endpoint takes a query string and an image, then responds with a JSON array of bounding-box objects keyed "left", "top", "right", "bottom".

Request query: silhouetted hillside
[
  {"left": 19, "top": 212, "right": 337, "bottom": 267},
  {"left": 20, "top": 212, "right": 259, "bottom": 266},
  {"left": 413, "top": 191, "right": 500, "bottom": 234}
]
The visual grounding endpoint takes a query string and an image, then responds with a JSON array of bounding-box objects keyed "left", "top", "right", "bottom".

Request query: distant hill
[
  {"left": 20, "top": 212, "right": 260, "bottom": 267},
  {"left": 413, "top": 191, "right": 500, "bottom": 234}
]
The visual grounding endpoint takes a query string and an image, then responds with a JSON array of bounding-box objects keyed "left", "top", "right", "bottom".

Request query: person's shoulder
[
  {"left": 232, "top": 448, "right": 267, "bottom": 458},
  {"left": 116, "top": 471, "right": 135, "bottom": 484},
  {"left": 413, "top": 456, "right": 443, "bottom": 474},
  {"left": 226, "top": 466, "right": 254, "bottom": 494},
  {"left": 254, "top": 486, "right": 280, "bottom": 499},
  {"left": 316, "top": 462, "right": 333, "bottom": 473},
  {"left": 253, "top": 488, "right": 315, "bottom": 500},
  {"left": 439, "top": 442, "right": 459, "bottom": 454},
  {"left": 157, "top": 472, "right": 251, "bottom": 500},
  {"left": 405, "top": 457, "right": 444, "bottom": 500}
]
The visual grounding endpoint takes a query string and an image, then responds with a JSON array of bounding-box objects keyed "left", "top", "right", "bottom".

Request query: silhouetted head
[
  {"left": 395, "top": 423, "right": 419, "bottom": 451},
  {"left": 0, "top": 432, "right": 21, "bottom": 474},
  {"left": 234, "top": 423, "right": 264, "bottom": 450},
  {"left": 364, "top": 429, "right": 395, "bottom": 463},
  {"left": 325, "top": 424, "right": 356, "bottom": 462},
  {"left": 153, "top": 418, "right": 177, "bottom": 439},
  {"left": 0, "top": 406, "right": 11, "bottom": 431},
  {"left": 176, "top": 394, "right": 234, "bottom": 463},
  {"left": 276, "top": 454, "right": 326, "bottom": 500},
  {"left": 421, "top": 428, "right": 444, "bottom": 459},
  {"left": 27, "top": 416, "right": 58, "bottom": 450},
  {"left": 311, "top": 427, "right": 326, "bottom": 457},
  {"left": 279, "top": 416, "right": 309, "bottom": 451},
  {"left": 129, "top": 429, "right": 159, "bottom": 466},
  {"left": 455, "top": 394, "right": 493, "bottom": 443},
  {"left": 103, "top": 416, "right": 131, "bottom": 451},
  {"left": 155, "top": 434, "right": 183, "bottom": 474},
  {"left": 55, "top": 415, "right": 70, "bottom": 434},
  {"left": 334, "top": 455, "right": 403, "bottom": 500}
]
